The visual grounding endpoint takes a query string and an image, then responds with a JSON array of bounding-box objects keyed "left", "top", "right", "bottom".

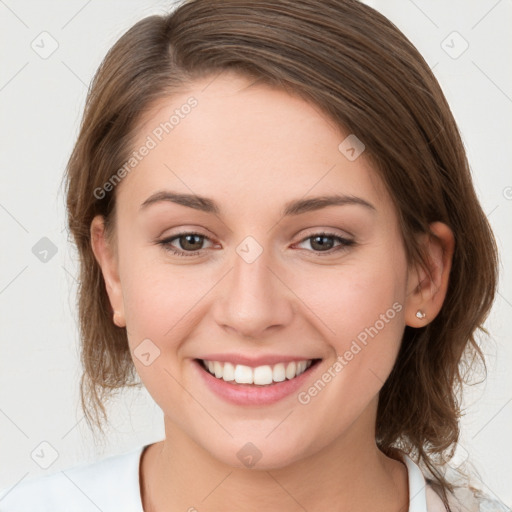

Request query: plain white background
[{"left": 0, "top": 0, "right": 511, "bottom": 507}]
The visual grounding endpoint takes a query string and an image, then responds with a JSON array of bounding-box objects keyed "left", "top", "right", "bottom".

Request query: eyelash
[{"left": 157, "top": 231, "right": 355, "bottom": 258}]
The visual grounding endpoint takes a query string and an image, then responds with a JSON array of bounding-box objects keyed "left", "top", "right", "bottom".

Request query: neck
[{"left": 140, "top": 409, "right": 409, "bottom": 512}]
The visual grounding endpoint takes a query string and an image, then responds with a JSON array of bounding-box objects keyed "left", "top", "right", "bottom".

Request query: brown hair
[{"left": 64, "top": 0, "right": 498, "bottom": 504}]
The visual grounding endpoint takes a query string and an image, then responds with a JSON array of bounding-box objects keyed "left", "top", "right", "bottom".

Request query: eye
[
  {"left": 157, "top": 230, "right": 355, "bottom": 258},
  {"left": 158, "top": 232, "right": 213, "bottom": 257},
  {"left": 295, "top": 231, "right": 355, "bottom": 256}
]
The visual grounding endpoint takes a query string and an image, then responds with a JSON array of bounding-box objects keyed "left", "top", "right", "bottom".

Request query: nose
[{"left": 212, "top": 240, "right": 294, "bottom": 340}]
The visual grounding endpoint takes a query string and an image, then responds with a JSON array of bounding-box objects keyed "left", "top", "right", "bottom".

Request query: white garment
[{"left": 0, "top": 444, "right": 483, "bottom": 511}]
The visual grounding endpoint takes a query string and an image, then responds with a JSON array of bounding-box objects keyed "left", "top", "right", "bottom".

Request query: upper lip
[{"left": 195, "top": 353, "right": 321, "bottom": 367}]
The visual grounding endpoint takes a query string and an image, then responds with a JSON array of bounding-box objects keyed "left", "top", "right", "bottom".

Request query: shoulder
[
  {"left": 425, "top": 478, "right": 511, "bottom": 512},
  {"left": 401, "top": 453, "right": 510, "bottom": 512},
  {"left": 445, "top": 485, "right": 511, "bottom": 512},
  {"left": 0, "top": 444, "right": 146, "bottom": 512}
]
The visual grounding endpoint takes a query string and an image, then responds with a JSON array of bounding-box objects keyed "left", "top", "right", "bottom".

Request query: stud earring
[{"left": 415, "top": 310, "right": 426, "bottom": 320}]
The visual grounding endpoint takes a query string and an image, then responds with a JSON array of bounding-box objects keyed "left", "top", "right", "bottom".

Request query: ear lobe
[
  {"left": 404, "top": 221, "right": 455, "bottom": 327},
  {"left": 90, "top": 215, "right": 126, "bottom": 327}
]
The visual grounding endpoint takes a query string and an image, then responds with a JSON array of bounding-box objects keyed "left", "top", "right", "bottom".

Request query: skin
[{"left": 91, "top": 70, "right": 454, "bottom": 512}]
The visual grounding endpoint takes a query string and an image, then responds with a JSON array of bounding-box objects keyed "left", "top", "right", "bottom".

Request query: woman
[{"left": 0, "top": 0, "right": 503, "bottom": 510}]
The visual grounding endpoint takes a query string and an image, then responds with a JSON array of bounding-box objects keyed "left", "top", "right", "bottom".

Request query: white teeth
[
  {"left": 222, "top": 362, "right": 235, "bottom": 382},
  {"left": 214, "top": 361, "right": 223, "bottom": 379},
  {"left": 253, "top": 365, "right": 273, "bottom": 385},
  {"left": 202, "top": 359, "right": 314, "bottom": 385},
  {"left": 285, "top": 361, "right": 296, "bottom": 380},
  {"left": 272, "top": 363, "right": 286, "bottom": 382},
  {"left": 234, "top": 364, "right": 253, "bottom": 384}
]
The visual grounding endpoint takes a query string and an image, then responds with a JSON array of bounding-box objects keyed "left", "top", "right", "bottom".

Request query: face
[{"left": 93, "top": 71, "right": 424, "bottom": 469}]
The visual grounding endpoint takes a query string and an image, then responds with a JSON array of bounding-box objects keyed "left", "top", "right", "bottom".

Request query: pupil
[{"left": 183, "top": 234, "right": 202, "bottom": 250}]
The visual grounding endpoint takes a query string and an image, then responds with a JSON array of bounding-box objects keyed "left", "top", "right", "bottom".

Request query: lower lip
[{"left": 193, "top": 359, "right": 321, "bottom": 406}]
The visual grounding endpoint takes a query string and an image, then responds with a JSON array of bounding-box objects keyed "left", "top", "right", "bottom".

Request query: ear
[
  {"left": 90, "top": 215, "right": 126, "bottom": 328},
  {"left": 404, "top": 221, "right": 455, "bottom": 328}
]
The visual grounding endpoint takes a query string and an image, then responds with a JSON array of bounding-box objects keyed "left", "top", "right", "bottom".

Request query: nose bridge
[{"left": 213, "top": 233, "right": 293, "bottom": 339}]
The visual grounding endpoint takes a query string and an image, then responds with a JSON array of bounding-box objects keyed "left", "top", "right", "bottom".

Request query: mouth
[{"left": 195, "top": 358, "right": 322, "bottom": 386}]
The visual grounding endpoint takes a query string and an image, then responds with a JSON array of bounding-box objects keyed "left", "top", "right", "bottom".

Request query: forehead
[{"left": 116, "top": 72, "right": 392, "bottom": 219}]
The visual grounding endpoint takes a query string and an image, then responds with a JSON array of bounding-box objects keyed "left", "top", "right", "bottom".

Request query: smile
[{"left": 201, "top": 359, "right": 315, "bottom": 385}]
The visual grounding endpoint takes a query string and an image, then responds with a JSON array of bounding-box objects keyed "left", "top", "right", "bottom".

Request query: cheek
[
  {"left": 117, "top": 246, "right": 222, "bottom": 399},
  {"left": 123, "top": 269, "right": 186, "bottom": 330},
  {"left": 297, "top": 247, "right": 407, "bottom": 393},
  {"left": 118, "top": 263, "right": 206, "bottom": 415},
  {"left": 268, "top": 254, "right": 406, "bottom": 461},
  {"left": 305, "top": 253, "right": 405, "bottom": 343},
  {"left": 121, "top": 265, "right": 207, "bottom": 357},
  {"left": 116, "top": 232, "right": 205, "bottom": 330}
]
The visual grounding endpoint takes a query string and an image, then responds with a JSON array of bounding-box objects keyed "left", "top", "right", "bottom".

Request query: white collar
[{"left": 402, "top": 454, "right": 447, "bottom": 512}]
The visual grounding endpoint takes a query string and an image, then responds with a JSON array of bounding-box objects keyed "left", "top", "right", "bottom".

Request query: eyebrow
[{"left": 140, "top": 190, "right": 376, "bottom": 216}]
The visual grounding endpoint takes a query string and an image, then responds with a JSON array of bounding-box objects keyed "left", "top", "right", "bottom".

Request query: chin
[{"left": 204, "top": 435, "right": 316, "bottom": 471}]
